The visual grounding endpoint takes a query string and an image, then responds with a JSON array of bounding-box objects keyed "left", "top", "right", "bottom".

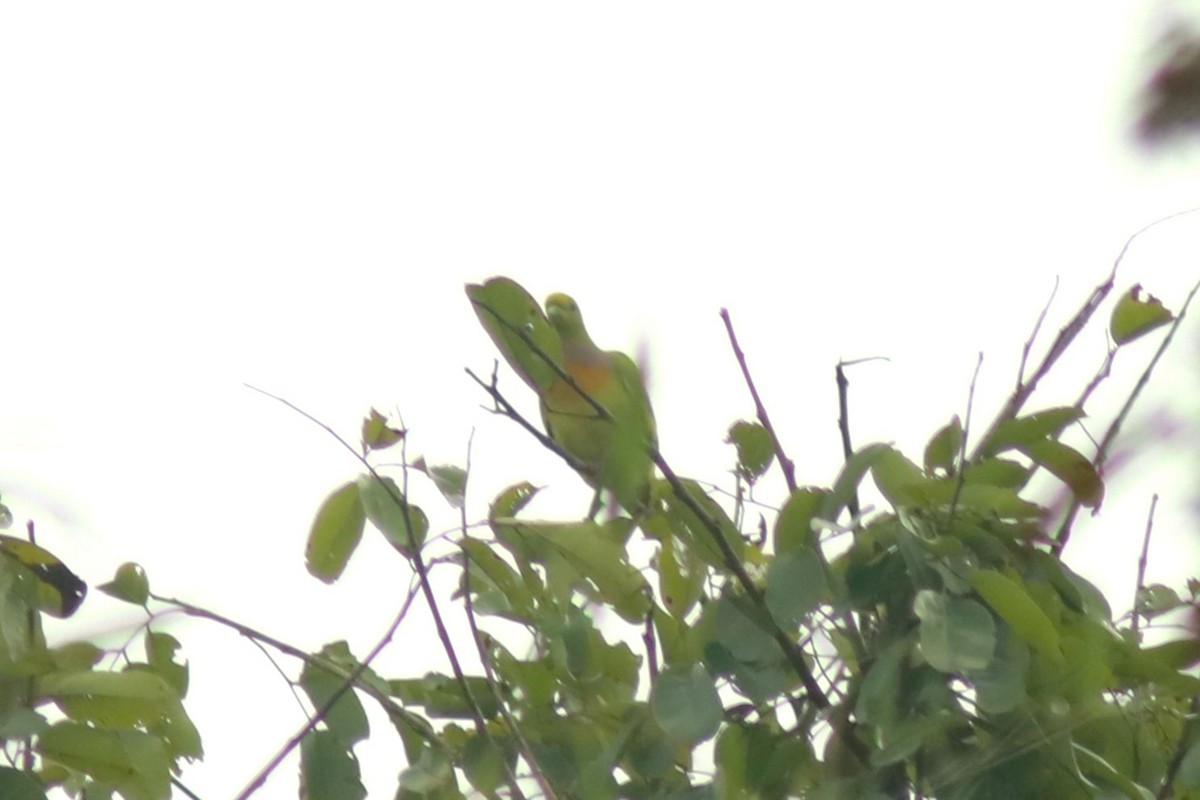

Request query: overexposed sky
[{"left": 3, "top": 3, "right": 1200, "bottom": 797}]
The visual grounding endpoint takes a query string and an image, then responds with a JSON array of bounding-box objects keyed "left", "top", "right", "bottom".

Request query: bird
[{"left": 539, "top": 292, "right": 657, "bottom": 516}]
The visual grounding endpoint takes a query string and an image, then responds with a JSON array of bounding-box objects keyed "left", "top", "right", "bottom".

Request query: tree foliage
[{"left": 2, "top": 251, "right": 1199, "bottom": 799}]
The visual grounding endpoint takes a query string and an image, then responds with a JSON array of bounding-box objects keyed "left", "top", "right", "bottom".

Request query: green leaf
[
  {"left": 461, "top": 538, "right": 536, "bottom": 621},
  {"left": 37, "top": 722, "right": 170, "bottom": 800},
  {"left": 774, "top": 488, "right": 826, "bottom": 555},
  {"left": 356, "top": 475, "right": 428, "bottom": 557},
  {"left": 1111, "top": 284, "right": 1174, "bottom": 345},
  {"left": 726, "top": 420, "right": 775, "bottom": 481},
  {"left": 651, "top": 664, "right": 722, "bottom": 745},
  {"left": 871, "top": 446, "right": 933, "bottom": 508},
  {"left": 414, "top": 460, "right": 467, "bottom": 509},
  {"left": 0, "top": 708, "right": 49, "bottom": 738},
  {"left": 655, "top": 480, "right": 744, "bottom": 573},
  {"left": 306, "top": 482, "right": 365, "bottom": 583},
  {"left": 914, "top": 591, "right": 996, "bottom": 673},
  {"left": 489, "top": 482, "right": 539, "bottom": 520},
  {"left": 466, "top": 276, "right": 564, "bottom": 393},
  {"left": 967, "top": 569, "right": 1063, "bottom": 664},
  {"left": 978, "top": 406, "right": 1084, "bottom": 457},
  {"left": 51, "top": 642, "right": 103, "bottom": 672},
  {"left": 493, "top": 520, "right": 650, "bottom": 623},
  {"left": 300, "top": 729, "right": 366, "bottom": 800},
  {"left": 360, "top": 408, "right": 404, "bottom": 452},
  {"left": 924, "top": 416, "right": 963, "bottom": 474},
  {"left": 966, "top": 620, "right": 1031, "bottom": 714},
  {"left": 0, "top": 767, "right": 48, "bottom": 800},
  {"left": 764, "top": 549, "right": 826, "bottom": 629},
  {"left": 0, "top": 535, "right": 87, "bottom": 619},
  {"left": 300, "top": 646, "right": 369, "bottom": 747},
  {"left": 98, "top": 562, "right": 148, "bottom": 606},
  {"left": 144, "top": 632, "right": 188, "bottom": 698},
  {"left": 821, "top": 443, "right": 890, "bottom": 522},
  {"left": 654, "top": 531, "right": 705, "bottom": 621},
  {"left": 1136, "top": 583, "right": 1183, "bottom": 618},
  {"left": 1018, "top": 438, "right": 1104, "bottom": 508},
  {"left": 463, "top": 734, "right": 512, "bottom": 795}
]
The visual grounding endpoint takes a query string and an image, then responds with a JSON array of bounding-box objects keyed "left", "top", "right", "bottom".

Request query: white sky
[{"left": 3, "top": 3, "right": 1200, "bottom": 798}]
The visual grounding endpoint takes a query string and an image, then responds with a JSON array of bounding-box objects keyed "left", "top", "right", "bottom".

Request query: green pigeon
[{"left": 540, "top": 293, "right": 657, "bottom": 514}]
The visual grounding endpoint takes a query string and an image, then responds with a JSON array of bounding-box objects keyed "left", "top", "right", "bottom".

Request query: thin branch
[
  {"left": 1132, "top": 494, "right": 1159, "bottom": 639},
  {"left": 1017, "top": 277, "right": 1059, "bottom": 388},
  {"left": 946, "top": 353, "right": 985, "bottom": 531},
  {"left": 457, "top": 432, "right": 544, "bottom": 800},
  {"left": 975, "top": 209, "right": 1200, "bottom": 461},
  {"left": 228, "top": 581, "right": 420, "bottom": 799},
  {"left": 1053, "top": 277, "right": 1200, "bottom": 554},
  {"left": 242, "top": 388, "right": 492, "bottom": 763},
  {"left": 651, "top": 453, "right": 831, "bottom": 709},
  {"left": 835, "top": 358, "right": 886, "bottom": 519},
  {"left": 720, "top": 308, "right": 797, "bottom": 491},
  {"left": 464, "top": 367, "right": 590, "bottom": 477}
]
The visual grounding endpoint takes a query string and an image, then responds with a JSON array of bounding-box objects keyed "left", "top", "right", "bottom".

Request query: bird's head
[{"left": 545, "top": 293, "right": 586, "bottom": 339}]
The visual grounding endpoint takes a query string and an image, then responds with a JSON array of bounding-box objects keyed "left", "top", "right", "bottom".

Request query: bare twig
[
  {"left": 1053, "top": 277, "right": 1200, "bottom": 554},
  {"left": 720, "top": 308, "right": 797, "bottom": 491},
  {"left": 1017, "top": 277, "right": 1060, "bottom": 387},
  {"left": 835, "top": 358, "right": 886, "bottom": 520},
  {"left": 1132, "top": 494, "right": 1159, "bottom": 639},
  {"left": 946, "top": 353, "right": 985, "bottom": 531},
  {"left": 465, "top": 367, "right": 589, "bottom": 477}
]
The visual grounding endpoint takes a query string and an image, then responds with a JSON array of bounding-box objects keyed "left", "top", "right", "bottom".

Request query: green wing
[{"left": 466, "top": 277, "right": 563, "bottom": 393}]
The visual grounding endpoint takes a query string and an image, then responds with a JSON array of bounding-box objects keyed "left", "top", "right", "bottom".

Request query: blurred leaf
[
  {"left": 0, "top": 766, "right": 47, "bottom": 800},
  {"left": 914, "top": 591, "right": 996, "bottom": 673},
  {"left": 764, "top": 549, "right": 825, "bottom": 629},
  {"left": 300, "top": 643, "right": 369, "bottom": 747},
  {"left": 144, "top": 632, "right": 188, "bottom": 698},
  {"left": 651, "top": 664, "right": 722, "bottom": 745},
  {"left": 306, "top": 482, "right": 365, "bottom": 583},
  {"left": 1136, "top": 583, "right": 1184, "bottom": 618},
  {"left": 978, "top": 406, "right": 1083, "bottom": 457},
  {"left": 463, "top": 734, "right": 512, "bottom": 795},
  {"left": 493, "top": 520, "right": 650, "bottom": 623},
  {"left": 356, "top": 475, "right": 428, "bottom": 557},
  {"left": 300, "top": 729, "right": 366, "bottom": 800},
  {"left": 413, "top": 460, "right": 467, "bottom": 509},
  {"left": 726, "top": 421, "right": 774, "bottom": 481},
  {"left": 871, "top": 447, "right": 933, "bottom": 509},
  {"left": 924, "top": 416, "right": 963, "bottom": 474},
  {"left": 98, "top": 562, "right": 148, "bottom": 606},
  {"left": 822, "top": 443, "right": 890, "bottom": 522},
  {"left": 466, "top": 277, "right": 563, "bottom": 393},
  {"left": 966, "top": 621, "right": 1031, "bottom": 714},
  {"left": 1111, "top": 284, "right": 1175, "bottom": 344},
  {"left": 967, "top": 569, "right": 1063, "bottom": 664},
  {"left": 774, "top": 488, "right": 826, "bottom": 555},
  {"left": 655, "top": 532, "right": 705, "bottom": 621},
  {"left": 489, "top": 482, "right": 539, "bottom": 520},
  {"left": 38, "top": 722, "right": 170, "bottom": 800},
  {"left": 655, "top": 480, "right": 744, "bottom": 572},
  {"left": 1018, "top": 439, "right": 1104, "bottom": 508},
  {"left": 360, "top": 408, "right": 404, "bottom": 452}
]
